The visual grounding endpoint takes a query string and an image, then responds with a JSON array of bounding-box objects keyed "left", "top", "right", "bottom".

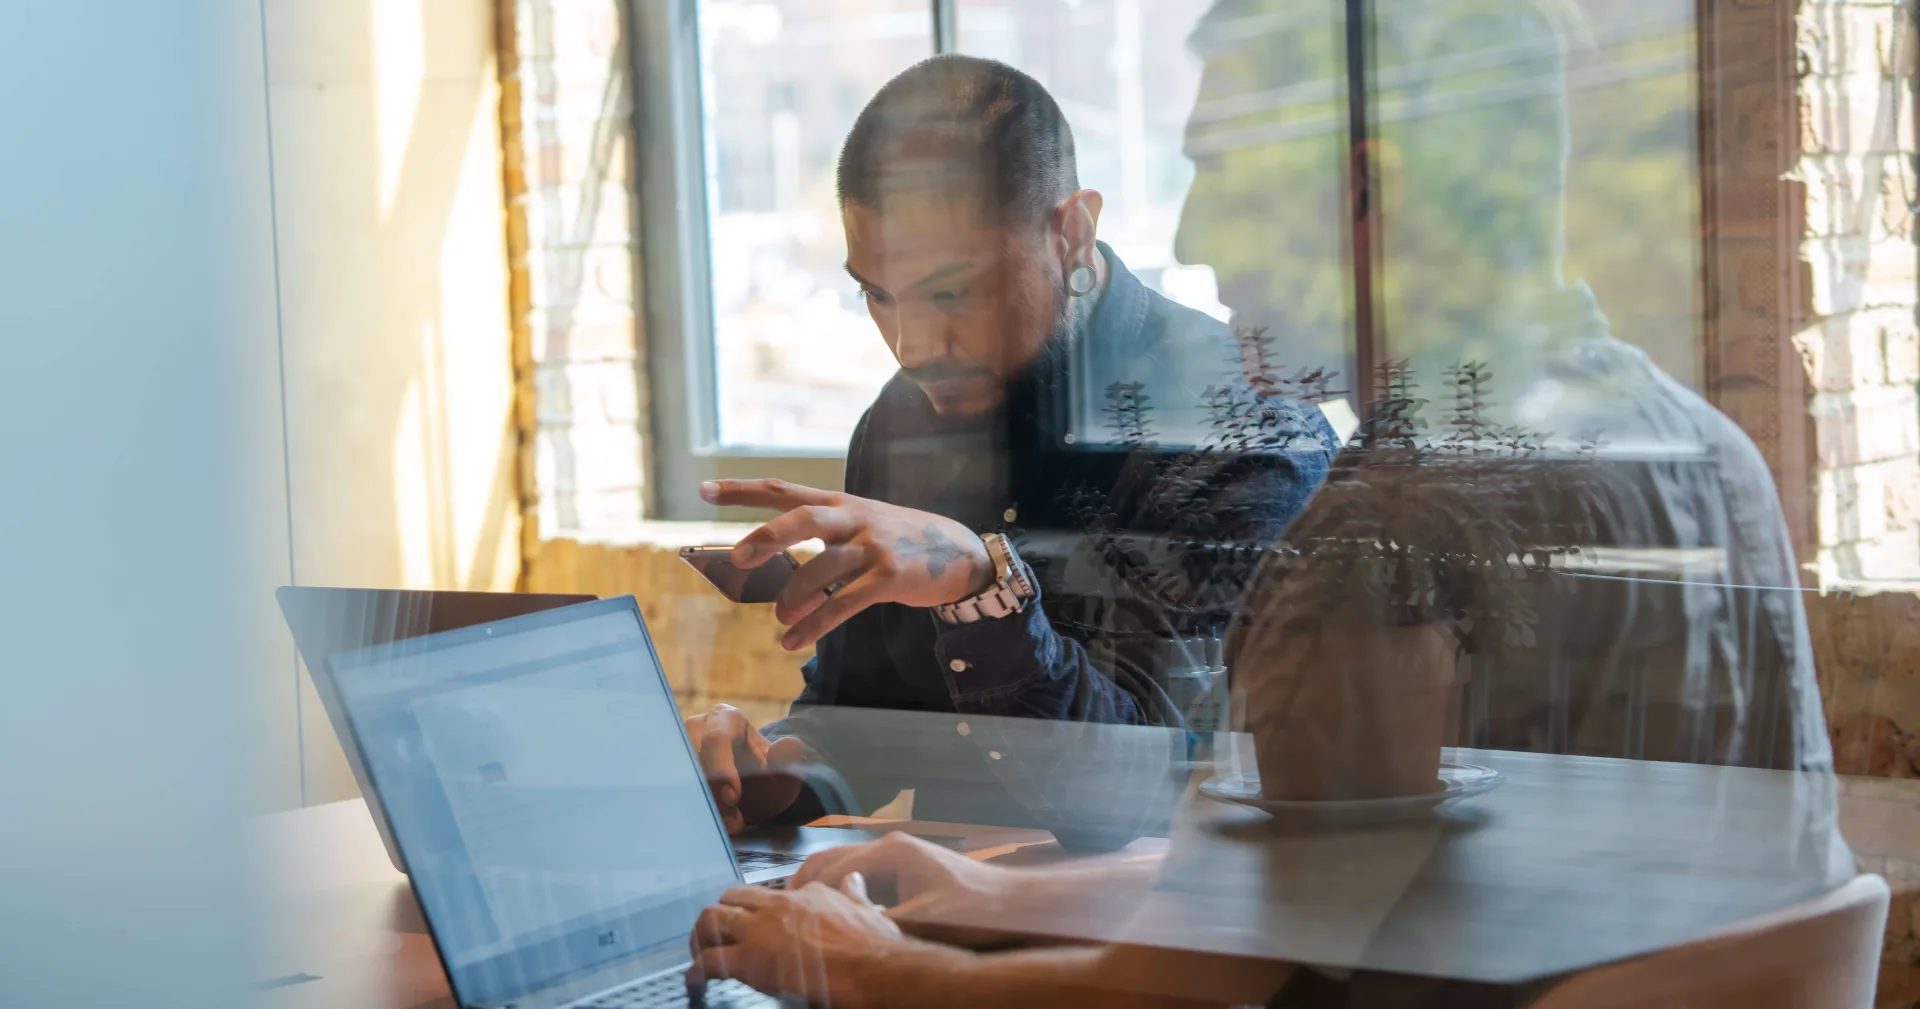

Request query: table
[
  {"left": 252, "top": 746, "right": 1864, "bottom": 1007},
  {"left": 250, "top": 799, "right": 1097, "bottom": 1009},
  {"left": 870, "top": 746, "right": 1857, "bottom": 986}
]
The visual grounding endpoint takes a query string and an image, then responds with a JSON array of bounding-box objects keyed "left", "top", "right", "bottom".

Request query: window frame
[{"left": 631, "top": 0, "right": 956, "bottom": 521}]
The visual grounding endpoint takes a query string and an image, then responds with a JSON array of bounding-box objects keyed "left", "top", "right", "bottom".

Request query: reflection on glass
[
  {"left": 1561, "top": 0, "right": 1700, "bottom": 387},
  {"left": 1367, "top": 0, "right": 1702, "bottom": 397},
  {"left": 1174, "top": 0, "right": 1356, "bottom": 396},
  {"left": 955, "top": 0, "right": 1227, "bottom": 320},
  {"left": 1205, "top": 0, "right": 1833, "bottom": 792},
  {"left": 700, "top": 0, "right": 931, "bottom": 449}
]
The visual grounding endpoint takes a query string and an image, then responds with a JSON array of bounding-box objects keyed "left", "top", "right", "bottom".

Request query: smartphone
[{"left": 679, "top": 546, "right": 800, "bottom": 604}]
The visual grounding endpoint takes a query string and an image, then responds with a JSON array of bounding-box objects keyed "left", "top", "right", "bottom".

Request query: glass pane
[
  {"left": 1367, "top": 0, "right": 1702, "bottom": 401},
  {"left": 956, "top": 0, "right": 1359, "bottom": 399},
  {"left": 953, "top": 0, "right": 1232, "bottom": 324},
  {"left": 1561, "top": 0, "right": 1701, "bottom": 389},
  {"left": 699, "top": 0, "right": 932, "bottom": 450}
]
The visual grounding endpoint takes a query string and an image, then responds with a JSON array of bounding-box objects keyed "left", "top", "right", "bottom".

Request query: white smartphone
[{"left": 679, "top": 546, "right": 800, "bottom": 603}]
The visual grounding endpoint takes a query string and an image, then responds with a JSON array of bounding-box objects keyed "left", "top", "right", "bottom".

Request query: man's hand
[
  {"left": 685, "top": 874, "right": 967, "bottom": 1009},
  {"left": 794, "top": 833, "right": 1165, "bottom": 950},
  {"left": 699, "top": 479, "right": 995, "bottom": 650},
  {"left": 789, "top": 833, "right": 1027, "bottom": 949},
  {"left": 683, "top": 704, "right": 807, "bottom": 834}
]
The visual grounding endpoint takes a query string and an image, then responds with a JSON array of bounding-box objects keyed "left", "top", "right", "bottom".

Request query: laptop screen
[{"left": 327, "top": 597, "right": 739, "bottom": 1008}]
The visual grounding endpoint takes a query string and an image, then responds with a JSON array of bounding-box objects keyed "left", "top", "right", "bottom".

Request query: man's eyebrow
[
  {"left": 906, "top": 260, "right": 977, "bottom": 293},
  {"left": 844, "top": 259, "right": 979, "bottom": 294},
  {"left": 844, "top": 263, "right": 883, "bottom": 291}
]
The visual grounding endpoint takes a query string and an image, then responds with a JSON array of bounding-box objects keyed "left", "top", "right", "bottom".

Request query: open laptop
[
  {"left": 279, "top": 587, "right": 901, "bottom": 881},
  {"left": 277, "top": 587, "right": 598, "bottom": 873},
  {"left": 318, "top": 595, "right": 888, "bottom": 1009}
]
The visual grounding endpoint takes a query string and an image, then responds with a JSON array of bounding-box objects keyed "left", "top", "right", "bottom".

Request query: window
[
  {"left": 953, "top": 1, "right": 1226, "bottom": 321},
  {"left": 635, "top": 0, "right": 1228, "bottom": 518},
  {"left": 701, "top": 1, "right": 927, "bottom": 451}
]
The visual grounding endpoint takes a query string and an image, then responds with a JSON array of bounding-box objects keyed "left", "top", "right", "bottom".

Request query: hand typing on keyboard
[{"left": 685, "top": 872, "right": 963, "bottom": 1008}]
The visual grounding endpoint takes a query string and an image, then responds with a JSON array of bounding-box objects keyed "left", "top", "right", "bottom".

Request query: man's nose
[
  {"left": 890, "top": 304, "right": 948, "bottom": 370},
  {"left": 1173, "top": 175, "right": 1217, "bottom": 269},
  {"left": 1178, "top": 148, "right": 1261, "bottom": 271}
]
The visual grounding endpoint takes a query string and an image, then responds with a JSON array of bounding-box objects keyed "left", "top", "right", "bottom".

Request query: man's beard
[
  {"left": 903, "top": 272, "right": 1092, "bottom": 408},
  {"left": 986, "top": 272, "right": 1095, "bottom": 436},
  {"left": 1015, "top": 272, "right": 1091, "bottom": 388}
]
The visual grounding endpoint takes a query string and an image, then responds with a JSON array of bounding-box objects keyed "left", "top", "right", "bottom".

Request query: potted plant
[{"left": 1225, "top": 353, "right": 1597, "bottom": 802}]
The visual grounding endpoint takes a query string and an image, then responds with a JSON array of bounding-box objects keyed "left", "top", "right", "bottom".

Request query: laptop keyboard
[
  {"left": 573, "top": 854, "right": 806, "bottom": 1007},
  {"left": 576, "top": 971, "right": 775, "bottom": 1008},
  {"left": 733, "top": 850, "right": 805, "bottom": 871}
]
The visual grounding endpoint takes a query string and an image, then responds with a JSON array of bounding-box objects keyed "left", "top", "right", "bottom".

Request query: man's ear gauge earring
[{"left": 1067, "top": 263, "right": 1098, "bottom": 298}]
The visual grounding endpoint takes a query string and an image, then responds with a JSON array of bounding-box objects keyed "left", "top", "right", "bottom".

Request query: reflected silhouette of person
[
  {"left": 1175, "top": 0, "right": 1835, "bottom": 787},
  {"left": 1193, "top": 0, "right": 1852, "bottom": 1004}
]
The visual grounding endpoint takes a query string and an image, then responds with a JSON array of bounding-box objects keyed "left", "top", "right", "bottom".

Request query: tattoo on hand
[{"left": 897, "top": 524, "right": 970, "bottom": 580}]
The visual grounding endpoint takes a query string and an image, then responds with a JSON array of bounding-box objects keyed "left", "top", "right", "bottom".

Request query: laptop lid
[
  {"left": 322, "top": 596, "right": 741, "bottom": 1009},
  {"left": 275, "top": 587, "right": 596, "bottom": 873}
]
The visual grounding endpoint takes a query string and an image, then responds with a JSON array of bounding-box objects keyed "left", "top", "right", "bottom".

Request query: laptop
[
  {"left": 277, "top": 587, "right": 598, "bottom": 873},
  {"left": 318, "top": 595, "right": 880, "bottom": 1008},
  {"left": 279, "top": 587, "right": 899, "bottom": 881}
]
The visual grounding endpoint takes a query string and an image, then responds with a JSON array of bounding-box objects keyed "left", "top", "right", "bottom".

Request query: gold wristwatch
[{"left": 934, "top": 533, "right": 1037, "bottom": 625}]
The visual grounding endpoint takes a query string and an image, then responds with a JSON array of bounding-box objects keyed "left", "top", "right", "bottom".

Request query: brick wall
[
  {"left": 1790, "top": 7, "right": 1920, "bottom": 999},
  {"left": 1793, "top": 9, "right": 1920, "bottom": 988},
  {"left": 1812, "top": 588, "right": 1920, "bottom": 1007},
  {"left": 1797, "top": 0, "right": 1920, "bottom": 583},
  {"left": 498, "top": 0, "right": 650, "bottom": 563}
]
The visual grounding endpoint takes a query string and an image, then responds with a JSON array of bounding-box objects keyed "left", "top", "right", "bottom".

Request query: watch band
[{"left": 934, "top": 533, "right": 1036, "bottom": 625}]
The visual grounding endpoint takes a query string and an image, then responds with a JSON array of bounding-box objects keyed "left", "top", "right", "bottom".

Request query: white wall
[
  {"left": 261, "top": 0, "right": 523, "bottom": 806},
  {"left": 0, "top": 1, "right": 279, "bottom": 1004}
]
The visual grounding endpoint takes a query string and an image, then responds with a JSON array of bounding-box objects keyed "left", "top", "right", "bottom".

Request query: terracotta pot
[{"left": 1232, "top": 621, "right": 1463, "bottom": 802}]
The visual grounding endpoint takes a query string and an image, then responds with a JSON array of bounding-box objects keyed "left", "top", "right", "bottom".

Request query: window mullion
[{"left": 933, "top": 0, "right": 957, "bottom": 54}]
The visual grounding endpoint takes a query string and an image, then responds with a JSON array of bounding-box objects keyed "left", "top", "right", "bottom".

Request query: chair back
[{"left": 1533, "top": 874, "right": 1891, "bottom": 1009}]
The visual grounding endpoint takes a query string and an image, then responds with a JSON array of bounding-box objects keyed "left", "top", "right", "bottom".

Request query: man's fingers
[
  {"left": 775, "top": 545, "right": 866, "bottom": 626},
  {"left": 780, "top": 572, "right": 887, "bottom": 651},
  {"left": 734, "top": 720, "right": 772, "bottom": 774},
  {"left": 700, "top": 478, "right": 837, "bottom": 514},
  {"left": 697, "top": 722, "right": 742, "bottom": 808},
  {"left": 732, "top": 505, "right": 852, "bottom": 569},
  {"left": 765, "top": 734, "right": 808, "bottom": 770},
  {"left": 688, "top": 944, "right": 768, "bottom": 994},
  {"left": 685, "top": 906, "right": 742, "bottom": 998},
  {"left": 789, "top": 836, "right": 900, "bottom": 892},
  {"left": 690, "top": 905, "right": 743, "bottom": 952},
  {"left": 717, "top": 885, "right": 784, "bottom": 910},
  {"left": 787, "top": 846, "right": 851, "bottom": 892},
  {"left": 840, "top": 871, "right": 871, "bottom": 904}
]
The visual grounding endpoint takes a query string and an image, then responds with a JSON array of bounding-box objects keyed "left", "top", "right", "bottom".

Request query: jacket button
[
  {"left": 1002, "top": 508, "right": 1018, "bottom": 523},
  {"left": 949, "top": 658, "right": 970, "bottom": 673},
  {"left": 956, "top": 721, "right": 971, "bottom": 737}
]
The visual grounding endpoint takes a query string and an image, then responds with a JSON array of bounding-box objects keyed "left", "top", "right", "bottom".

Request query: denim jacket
[{"left": 765, "top": 245, "right": 1338, "bottom": 848}]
